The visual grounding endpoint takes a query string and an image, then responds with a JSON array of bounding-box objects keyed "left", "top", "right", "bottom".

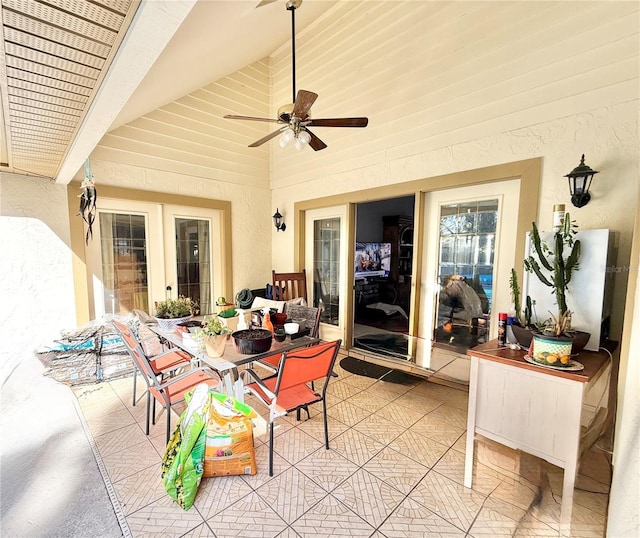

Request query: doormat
[
  {"left": 354, "top": 333, "right": 409, "bottom": 359},
  {"left": 339, "top": 356, "right": 423, "bottom": 385}
]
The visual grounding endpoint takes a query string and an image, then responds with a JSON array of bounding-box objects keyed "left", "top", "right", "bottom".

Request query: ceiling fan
[{"left": 224, "top": 0, "right": 368, "bottom": 151}]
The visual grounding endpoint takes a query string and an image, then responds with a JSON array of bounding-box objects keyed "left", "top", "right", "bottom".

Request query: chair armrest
[
  {"left": 240, "top": 369, "right": 277, "bottom": 400},
  {"left": 156, "top": 366, "right": 221, "bottom": 390}
]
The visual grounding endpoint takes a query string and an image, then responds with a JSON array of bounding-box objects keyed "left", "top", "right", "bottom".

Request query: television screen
[{"left": 354, "top": 242, "right": 392, "bottom": 279}]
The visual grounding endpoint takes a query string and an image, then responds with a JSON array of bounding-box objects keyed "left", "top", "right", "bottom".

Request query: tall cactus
[{"left": 524, "top": 214, "right": 580, "bottom": 335}]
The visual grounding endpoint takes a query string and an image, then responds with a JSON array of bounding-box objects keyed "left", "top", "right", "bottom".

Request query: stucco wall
[
  {"left": 0, "top": 175, "right": 76, "bottom": 381},
  {"left": 269, "top": 1, "right": 639, "bottom": 343}
]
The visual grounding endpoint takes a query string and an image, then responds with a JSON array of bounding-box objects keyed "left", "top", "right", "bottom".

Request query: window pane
[
  {"left": 313, "top": 217, "right": 341, "bottom": 326},
  {"left": 434, "top": 199, "right": 498, "bottom": 351},
  {"left": 99, "top": 212, "right": 149, "bottom": 315},
  {"left": 175, "top": 218, "right": 212, "bottom": 315}
]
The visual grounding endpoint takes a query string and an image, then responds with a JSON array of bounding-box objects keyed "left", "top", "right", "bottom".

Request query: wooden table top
[{"left": 467, "top": 339, "right": 613, "bottom": 383}]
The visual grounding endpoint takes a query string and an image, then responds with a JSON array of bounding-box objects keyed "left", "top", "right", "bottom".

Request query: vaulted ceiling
[{"left": 0, "top": 0, "right": 334, "bottom": 183}]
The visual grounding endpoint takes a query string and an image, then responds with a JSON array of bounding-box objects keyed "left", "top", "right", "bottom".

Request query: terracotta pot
[
  {"left": 219, "top": 315, "right": 239, "bottom": 333},
  {"left": 204, "top": 334, "right": 228, "bottom": 358}
]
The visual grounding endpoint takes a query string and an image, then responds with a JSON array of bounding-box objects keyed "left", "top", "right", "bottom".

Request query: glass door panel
[
  {"left": 163, "top": 205, "right": 223, "bottom": 317},
  {"left": 174, "top": 217, "right": 212, "bottom": 315},
  {"left": 418, "top": 180, "right": 520, "bottom": 375},
  {"left": 99, "top": 212, "right": 149, "bottom": 315},
  {"left": 305, "top": 206, "right": 348, "bottom": 342}
]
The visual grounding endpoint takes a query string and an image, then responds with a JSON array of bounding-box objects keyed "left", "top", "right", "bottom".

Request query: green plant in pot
[
  {"left": 523, "top": 213, "right": 585, "bottom": 366},
  {"left": 196, "top": 315, "right": 232, "bottom": 358},
  {"left": 508, "top": 268, "right": 537, "bottom": 348},
  {"left": 217, "top": 307, "right": 239, "bottom": 332},
  {"left": 154, "top": 296, "right": 196, "bottom": 331}
]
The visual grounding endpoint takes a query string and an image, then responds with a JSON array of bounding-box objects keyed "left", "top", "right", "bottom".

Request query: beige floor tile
[
  {"left": 295, "top": 444, "right": 359, "bottom": 492},
  {"left": 273, "top": 427, "right": 324, "bottom": 466},
  {"left": 410, "top": 471, "right": 486, "bottom": 532},
  {"left": 387, "top": 430, "right": 450, "bottom": 468},
  {"left": 378, "top": 496, "right": 466, "bottom": 537},
  {"left": 392, "top": 391, "right": 445, "bottom": 414},
  {"left": 276, "top": 527, "right": 303, "bottom": 537},
  {"left": 294, "top": 413, "right": 350, "bottom": 442},
  {"left": 468, "top": 496, "right": 555, "bottom": 537},
  {"left": 325, "top": 379, "right": 363, "bottom": 401},
  {"left": 181, "top": 522, "right": 217, "bottom": 537},
  {"left": 364, "top": 446, "right": 429, "bottom": 494},
  {"left": 491, "top": 474, "right": 540, "bottom": 511},
  {"left": 290, "top": 493, "right": 375, "bottom": 537},
  {"left": 101, "top": 438, "right": 160, "bottom": 483},
  {"left": 373, "top": 400, "right": 427, "bottom": 429},
  {"left": 240, "top": 443, "right": 292, "bottom": 488},
  {"left": 353, "top": 413, "right": 406, "bottom": 445},
  {"left": 426, "top": 403, "right": 468, "bottom": 429},
  {"left": 325, "top": 400, "right": 371, "bottom": 426},
  {"left": 340, "top": 373, "right": 378, "bottom": 390},
  {"left": 409, "top": 413, "right": 465, "bottom": 446},
  {"left": 83, "top": 406, "right": 137, "bottom": 437},
  {"left": 346, "top": 391, "right": 392, "bottom": 412},
  {"left": 113, "top": 463, "right": 166, "bottom": 515},
  {"left": 451, "top": 432, "right": 467, "bottom": 454},
  {"left": 433, "top": 448, "right": 504, "bottom": 496},
  {"left": 332, "top": 468, "right": 405, "bottom": 527},
  {"left": 126, "top": 494, "right": 205, "bottom": 536},
  {"left": 331, "top": 428, "right": 386, "bottom": 466},
  {"left": 94, "top": 421, "right": 149, "bottom": 456},
  {"left": 193, "top": 474, "right": 254, "bottom": 520},
  {"left": 257, "top": 466, "right": 328, "bottom": 524},
  {"left": 374, "top": 379, "right": 417, "bottom": 399},
  {"left": 205, "top": 491, "right": 287, "bottom": 537}
]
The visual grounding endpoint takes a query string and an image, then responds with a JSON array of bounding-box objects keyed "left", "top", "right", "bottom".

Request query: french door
[
  {"left": 305, "top": 205, "right": 349, "bottom": 343},
  {"left": 416, "top": 180, "right": 520, "bottom": 370},
  {"left": 85, "top": 199, "right": 224, "bottom": 319}
]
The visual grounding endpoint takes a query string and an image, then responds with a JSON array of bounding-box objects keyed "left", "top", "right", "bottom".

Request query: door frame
[
  {"left": 67, "top": 183, "right": 232, "bottom": 326},
  {"left": 292, "top": 158, "right": 541, "bottom": 357}
]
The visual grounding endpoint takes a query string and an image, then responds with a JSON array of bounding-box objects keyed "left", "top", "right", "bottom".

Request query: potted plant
[
  {"left": 508, "top": 268, "right": 537, "bottom": 348},
  {"left": 154, "top": 296, "right": 196, "bottom": 331},
  {"left": 196, "top": 315, "right": 232, "bottom": 357},
  {"left": 217, "top": 306, "right": 240, "bottom": 332},
  {"left": 523, "top": 213, "right": 587, "bottom": 366}
]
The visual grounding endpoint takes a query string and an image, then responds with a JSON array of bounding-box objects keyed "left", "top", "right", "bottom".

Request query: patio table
[{"left": 147, "top": 324, "right": 319, "bottom": 401}]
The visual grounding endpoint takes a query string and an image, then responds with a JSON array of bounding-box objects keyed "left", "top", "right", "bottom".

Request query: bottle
[
  {"left": 262, "top": 308, "right": 274, "bottom": 332},
  {"left": 497, "top": 312, "right": 507, "bottom": 346},
  {"left": 553, "top": 204, "right": 565, "bottom": 231}
]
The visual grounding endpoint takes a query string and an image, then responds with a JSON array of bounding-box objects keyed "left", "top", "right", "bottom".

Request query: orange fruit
[
  {"left": 560, "top": 355, "right": 570, "bottom": 365},
  {"left": 546, "top": 354, "right": 558, "bottom": 364}
]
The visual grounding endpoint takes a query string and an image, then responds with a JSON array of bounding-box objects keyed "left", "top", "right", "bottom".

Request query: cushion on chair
[{"left": 251, "top": 297, "right": 286, "bottom": 313}]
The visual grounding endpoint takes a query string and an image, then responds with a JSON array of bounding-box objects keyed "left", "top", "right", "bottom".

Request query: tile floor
[{"left": 73, "top": 353, "right": 611, "bottom": 538}]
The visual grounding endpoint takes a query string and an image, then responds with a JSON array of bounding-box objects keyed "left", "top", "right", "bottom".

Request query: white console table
[{"left": 465, "top": 340, "right": 611, "bottom": 535}]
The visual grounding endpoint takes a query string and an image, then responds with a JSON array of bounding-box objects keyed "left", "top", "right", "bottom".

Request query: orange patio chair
[
  {"left": 112, "top": 319, "right": 192, "bottom": 406},
  {"left": 113, "top": 320, "right": 221, "bottom": 442},
  {"left": 241, "top": 339, "right": 342, "bottom": 475}
]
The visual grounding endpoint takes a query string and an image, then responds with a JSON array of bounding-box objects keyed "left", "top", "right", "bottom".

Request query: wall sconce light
[
  {"left": 272, "top": 208, "right": 286, "bottom": 232},
  {"left": 564, "top": 154, "right": 599, "bottom": 208}
]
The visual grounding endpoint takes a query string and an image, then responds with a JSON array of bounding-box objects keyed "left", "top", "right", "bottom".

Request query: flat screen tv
[{"left": 354, "top": 242, "right": 392, "bottom": 279}]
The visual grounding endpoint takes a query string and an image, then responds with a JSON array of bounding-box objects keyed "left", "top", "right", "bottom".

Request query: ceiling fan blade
[
  {"left": 256, "top": 0, "right": 278, "bottom": 7},
  {"left": 224, "top": 114, "right": 281, "bottom": 123},
  {"left": 249, "top": 127, "right": 287, "bottom": 147},
  {"left": 308, "top": 117, "right": 369, "bottom": 128},
  {"left": 305, "top": 129, "right": 327, "bottom": 151},
  {"left": 292, "top": 90, "right": 318, "bottom": 119}
]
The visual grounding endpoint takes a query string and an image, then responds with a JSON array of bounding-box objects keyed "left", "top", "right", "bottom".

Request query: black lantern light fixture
[
  {"left": 564, "top": 154, "right": 599, "bottom": 208},
  {"left": 272, "top": 208, "right": 286, "bottom": 232}
]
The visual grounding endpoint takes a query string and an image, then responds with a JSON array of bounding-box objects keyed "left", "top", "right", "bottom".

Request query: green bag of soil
[{"left": 161, "top": 383, "right": 210, "bottom": 510}]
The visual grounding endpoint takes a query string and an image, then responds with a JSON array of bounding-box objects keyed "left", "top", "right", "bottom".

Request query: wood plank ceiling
[{"left": 0, "top": 0, "right": 139, "bottom": 179}]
